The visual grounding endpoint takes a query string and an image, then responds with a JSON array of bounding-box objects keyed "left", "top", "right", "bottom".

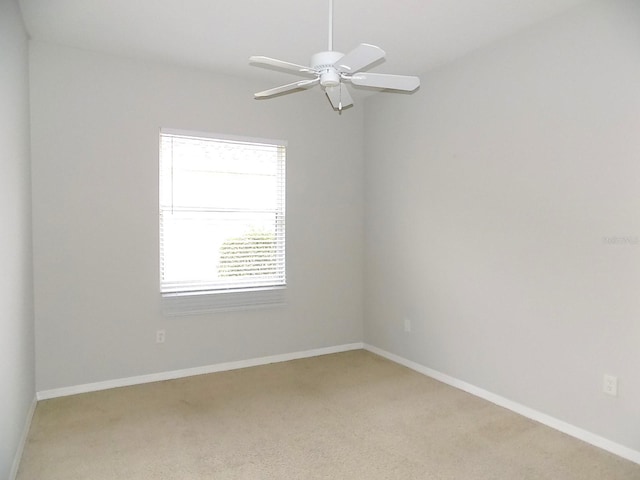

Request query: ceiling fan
[{"left": 249, "top": 0, "right": 420, "bottom": 112}]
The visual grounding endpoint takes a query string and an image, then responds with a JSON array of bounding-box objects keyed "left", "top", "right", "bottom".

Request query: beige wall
[
  {"left": 364, "top": 0, "right": 640, "bottom": 452},
  {"left": 0, "top": 0, "right": 35, "bottom": 478},
  {"left": 30, "top": 42, "right": 364, "bottom": 391}
]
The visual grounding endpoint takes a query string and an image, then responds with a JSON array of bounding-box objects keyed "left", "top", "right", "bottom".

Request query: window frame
[{"left": 159, "top": 128, "right": 287, "bottom": 315}]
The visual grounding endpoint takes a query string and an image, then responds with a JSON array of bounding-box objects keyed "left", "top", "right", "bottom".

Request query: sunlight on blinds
[{"left": 159, "top": 130, "right": 286, "bottom": 295}]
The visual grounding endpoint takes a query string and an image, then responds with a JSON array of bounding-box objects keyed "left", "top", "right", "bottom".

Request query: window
[{"left": 159, "top": 129, "right": 286, "bottom": 314}]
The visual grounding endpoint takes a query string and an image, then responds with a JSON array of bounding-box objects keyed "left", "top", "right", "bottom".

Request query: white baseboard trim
[
  {"left": 364, "top": 343, "right": 640, "bottom": 466},
  {"left": 9, "top": 395, "right": 37, "bottom": 480},
  {"left": 36, "top": 342, "right": 364, "bottom": 401}
]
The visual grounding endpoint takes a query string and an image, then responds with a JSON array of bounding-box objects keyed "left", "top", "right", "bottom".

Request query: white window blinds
[{"left": 159, "top": 129, "right": 286, "bottom": 296}]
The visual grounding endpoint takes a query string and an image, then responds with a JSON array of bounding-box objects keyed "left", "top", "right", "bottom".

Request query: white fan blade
[
  {"left": 334, "top": 43, "right": 385, "bottom": 74},
  {"left": 249, "top": 56, "right": 315, "bottom": 76},
  {"left": 254, "top": 78, "right": 319, "bottom": 98},
  {"left": 350, "top": 72, "right": 420, "bottom": 91},
  {"left": 325, "top": 84, "right": 354, "bottom": 110}
]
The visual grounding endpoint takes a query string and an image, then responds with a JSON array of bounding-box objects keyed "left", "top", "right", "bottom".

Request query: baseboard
[
  {"left": 36, "top": 342, "right": 364, "bottom": 401},
  {"left": 9, "top": 395, "right": 37, "bottom": 480},
  {"left": 364, "top": 343, "right": 640, "bottom": 466}
]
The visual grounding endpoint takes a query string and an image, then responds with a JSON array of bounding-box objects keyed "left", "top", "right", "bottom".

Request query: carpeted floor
[{"left": 17, "top": 350, "right": 640, "bottom": 479}]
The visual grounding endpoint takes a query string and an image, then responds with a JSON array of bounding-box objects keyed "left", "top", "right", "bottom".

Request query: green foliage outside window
[{"left": 218, "top": 229, "right": 277, "bottom": 277}]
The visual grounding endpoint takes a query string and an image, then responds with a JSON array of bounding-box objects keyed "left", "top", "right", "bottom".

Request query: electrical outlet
[
  {"left": 603, "top": 374, "right": 618, "bottom": 396},
  {"left": 404, "top": 318, "right": 412, "bottom": 333},
  {"left": 156, "top": 329, "right": 166, "bottom": 344}
]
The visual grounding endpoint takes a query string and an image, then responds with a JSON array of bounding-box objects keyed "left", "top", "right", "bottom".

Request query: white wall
[
  {"left": 0, "top": 0, "right": 35, "bottom": 478},
  {"left": 30, "top": 42, "right": 364, "bottom": 391},
  {"left": 364, "top": 0, "right": 640, "bottom": 453}
]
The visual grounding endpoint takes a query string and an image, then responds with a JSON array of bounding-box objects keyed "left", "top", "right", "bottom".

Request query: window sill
[{"left": 161, "top": 286, "right": 286, "bottom": 316}]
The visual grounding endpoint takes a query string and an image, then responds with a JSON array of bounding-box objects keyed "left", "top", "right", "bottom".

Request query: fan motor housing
[{"left": 311, "top": 51, "right": 344, "bottom": 87}]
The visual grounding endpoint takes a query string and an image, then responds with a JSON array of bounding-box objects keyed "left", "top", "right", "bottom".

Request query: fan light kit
[{"left": 250, "top": 0, "right": 420, "bottom": 112}]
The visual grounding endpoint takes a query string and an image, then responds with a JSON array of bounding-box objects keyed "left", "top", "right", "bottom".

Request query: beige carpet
[{"left": 17, "top": 350, "right": 640, "bottom": 479}]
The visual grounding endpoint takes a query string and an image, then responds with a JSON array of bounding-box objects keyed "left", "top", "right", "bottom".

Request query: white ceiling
[{"left": 19, "top": 0, "right": 591, "bottom": 84}]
